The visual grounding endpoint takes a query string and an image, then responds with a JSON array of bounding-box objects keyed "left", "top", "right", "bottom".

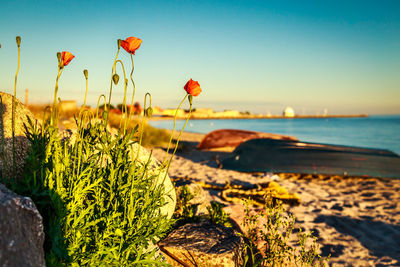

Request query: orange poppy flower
[
  {"left": 61, "top": 51, "right": 75, "bottom": 67},
  {"left": 120, "top": 37, "right": 142, "bottom": 55},
  {"left": 184, "top": 79, "right": 202, "bottom": 96}
]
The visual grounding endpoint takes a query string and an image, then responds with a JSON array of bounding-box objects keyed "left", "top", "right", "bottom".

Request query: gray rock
[
  {"left": 158, "top": 221, "right": 245, "bottom": 267},
  {"left": 0, "top": 183, "right": 45, "bottom": 267},
  {"left": 0, "top": 92, "right": 36, "bottom": 178}
]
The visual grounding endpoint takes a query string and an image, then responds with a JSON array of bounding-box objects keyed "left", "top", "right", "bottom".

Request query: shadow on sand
[{"left": 315, "top": 214, "right": 400, "bottom": 262}]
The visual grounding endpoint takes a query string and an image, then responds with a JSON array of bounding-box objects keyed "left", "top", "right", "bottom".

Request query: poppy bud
[
  {"left": 188, "top": 95, "right": 193, "bottom": 105},
  {"left": 117, "top": 39, "right": 122, "bottom": 49},
  {"left": 113, "top": 74, "right": 120, "bottom": 85},
  {"left": 103, "top": 110, "right": 109, "bottom": 121},
  {"left": 146, "top": 107, "right": 153, "bottom": 117},
  {"left": 16, "top": 36, "right": 21, "bottom": 47},
  {"left": 57, "top": 52, "right": 61, "bottom": 63},
  {"left": 0, "top": 44, "right": 2, "bottom": 48},
  {"left": 83, "top": 69, "right": 88, "bottom": 79}
]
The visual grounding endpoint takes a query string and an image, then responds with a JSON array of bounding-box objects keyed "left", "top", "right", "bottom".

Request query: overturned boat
[
  {"left": 197, "top": 129, "right": 298, "bottom": 150},
  {"left": 222, "top": 139, "right": 400, "bottom": 179}
]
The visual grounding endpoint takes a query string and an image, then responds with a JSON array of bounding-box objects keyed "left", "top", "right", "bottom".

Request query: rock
[
  {"left": 129, "top": 143, "right": 176, "bottom": 220},
  {"left": 0, "top": 92, "right": 36, "bottom": 178},
  {"left": 0, "top": 183, "right": 45, "bottom": 267},
  {"left": 158, "top": 221, "right": 245, "bottom": 267}
]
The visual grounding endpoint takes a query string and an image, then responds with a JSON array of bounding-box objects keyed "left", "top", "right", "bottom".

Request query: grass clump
[
  {"left": 241, "top": 198, "right": 329, "bottom": 266},
  {"left": 173, "top": 185, "right": 198, "bottom": 224},
  {"left": 207, "top": 201, "right": 231, "bottom": 227}
]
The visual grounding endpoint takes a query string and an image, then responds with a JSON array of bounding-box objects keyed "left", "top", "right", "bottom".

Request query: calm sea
[{"left": 149, "top": 115, "right": 400, "bottom": 155}]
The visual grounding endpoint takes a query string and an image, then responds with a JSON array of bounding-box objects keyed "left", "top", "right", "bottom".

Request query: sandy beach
[{"left": 152, "top": 131, "right": 400, "bottom": 266}]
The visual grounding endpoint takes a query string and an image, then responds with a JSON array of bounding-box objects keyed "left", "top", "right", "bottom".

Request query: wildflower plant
[
  {"left": 11, "top": 36, "right": 21, "bottom": 178},
  {"left": 1, "top": 35, "right": 201, "bottom": 265},
  {"left": 163, "top": 78, "right": 202, "bottom": 172},
  {"left": 241, "top": 198, "right": 329, "bottom": 266},
  {"left": 207, "top": 201, "right": 232, "bottom": 228}
]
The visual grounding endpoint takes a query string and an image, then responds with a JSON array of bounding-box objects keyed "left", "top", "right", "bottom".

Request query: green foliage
[
  {"left": 241, "top": 198, "right": 329, "bottom": 266},
  {"left": 174, "top": 186, "right": 232, "bottom": 228},
  {"left": 3, "top": 115, "right": 173, "bottom": 266},
  {"left": 173, "top": 185, "right": 198, "bottom": 224},
  {"left": 207, "top": 201, "right": 231, "bottom": 227}
]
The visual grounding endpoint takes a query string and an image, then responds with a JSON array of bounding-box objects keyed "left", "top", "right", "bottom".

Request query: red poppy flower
[
  {"left": 184, "top": 79, "right": 202, "bottom": 96},
  {"left": 120, "top": 37, "right": 142, "bottom": 55},
  {"left": 61, "top": 51, "right": 75, "bottom": 67}
]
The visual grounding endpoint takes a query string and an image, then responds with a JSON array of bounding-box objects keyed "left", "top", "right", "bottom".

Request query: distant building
[
  {"left": 214, "top": 110, "right": 241, "bottom": 117},
  {"left": 152, "top": 106, "right": 164, "bottom": 115},
  {"left": 283, "top": 107, "right": 295, "bottom": 117},
  {"left": 162, "top": 109, "right": 186, "bottom": 117},
  {"left": 58, "top": 100, "right": 77, "bottom": 112}
]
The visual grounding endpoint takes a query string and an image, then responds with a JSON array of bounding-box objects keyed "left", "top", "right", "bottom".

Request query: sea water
[{"left": 149, "top": 115, "right": 400, "bottom": 155}]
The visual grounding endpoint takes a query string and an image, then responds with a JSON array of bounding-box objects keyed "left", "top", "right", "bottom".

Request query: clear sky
[{"left": 1, "top": 0, "right": 399, "bottom": 115}]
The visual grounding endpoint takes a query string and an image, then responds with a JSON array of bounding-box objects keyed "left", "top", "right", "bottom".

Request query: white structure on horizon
[{"left": 283, "top": 107, "right": 295, "bottom": 117}]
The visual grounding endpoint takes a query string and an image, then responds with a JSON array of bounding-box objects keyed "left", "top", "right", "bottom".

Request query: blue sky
[{"left": 1, "top": 0, "right": 399, "bottom": 114}]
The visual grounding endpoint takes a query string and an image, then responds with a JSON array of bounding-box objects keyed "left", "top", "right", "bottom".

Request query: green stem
[
  {"left": 95, "top": 94, "right": 107, "bottom": 120},
  {"left": 136, "top": 93, "right": 151, "bottom": 158},
  {"left": 83, "top": 76, "right": 88, "bottom": 109},
  {"left": 12, "top": 43, "right": 21, "bottom": 178},
  {"left": 76, "top": 111, "right": 92, "bottom": 175},
  {"left": 42, "top": 106, "right": 51, "bottom": 136},
  {"left": 163, "top": 94, "right": 187, "bottom": 164},
  {"left": 170, "top": 103, "right": 192, "bottom": 159},
  {"left": 114, "top": 60, "right": 127, "bottom": 132},
  {"left": 128, "top": 54, "right": 136, "bottom": 121},
  {"left": 52, "top": 67, "right": 64, "bottom": 127},
  {"left": 0, "top": 96, "right": 6, "bottom": 179},
  {"left": 165, "top": 100, "right": 192, "bottom": 174},
  {"left": 106, "top": 47, "right": 120, "bottom": 125},
  {"left": 129, "top": 93, "right": 151, "bottom": 219}
]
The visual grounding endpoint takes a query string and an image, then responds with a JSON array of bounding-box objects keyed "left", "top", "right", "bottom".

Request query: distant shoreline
[{"left": 149, "top": 114, "right": 369, "bottom": 121}]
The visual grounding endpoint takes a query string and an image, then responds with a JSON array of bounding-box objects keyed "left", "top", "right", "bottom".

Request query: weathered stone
[
  {"left": 0, "top": 92, "right": 37, "bottom": 178},
  {"left": 129, "top": 143, "right": 176, "bottom": 221},
  {"left": 158, "top": 221, "right": 244, "bottom": 267},
  {"left": 0, "top": 183, "right": 45, "bottom": 267}
]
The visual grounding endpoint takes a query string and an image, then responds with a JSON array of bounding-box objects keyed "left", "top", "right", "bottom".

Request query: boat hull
[{"left": 222, "top": 139, "right": 400, "bottom": 179}]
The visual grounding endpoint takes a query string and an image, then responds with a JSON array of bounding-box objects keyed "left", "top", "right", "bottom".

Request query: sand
[{"left": 151, "top": 131, "right": 400, "bottom": 266}]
